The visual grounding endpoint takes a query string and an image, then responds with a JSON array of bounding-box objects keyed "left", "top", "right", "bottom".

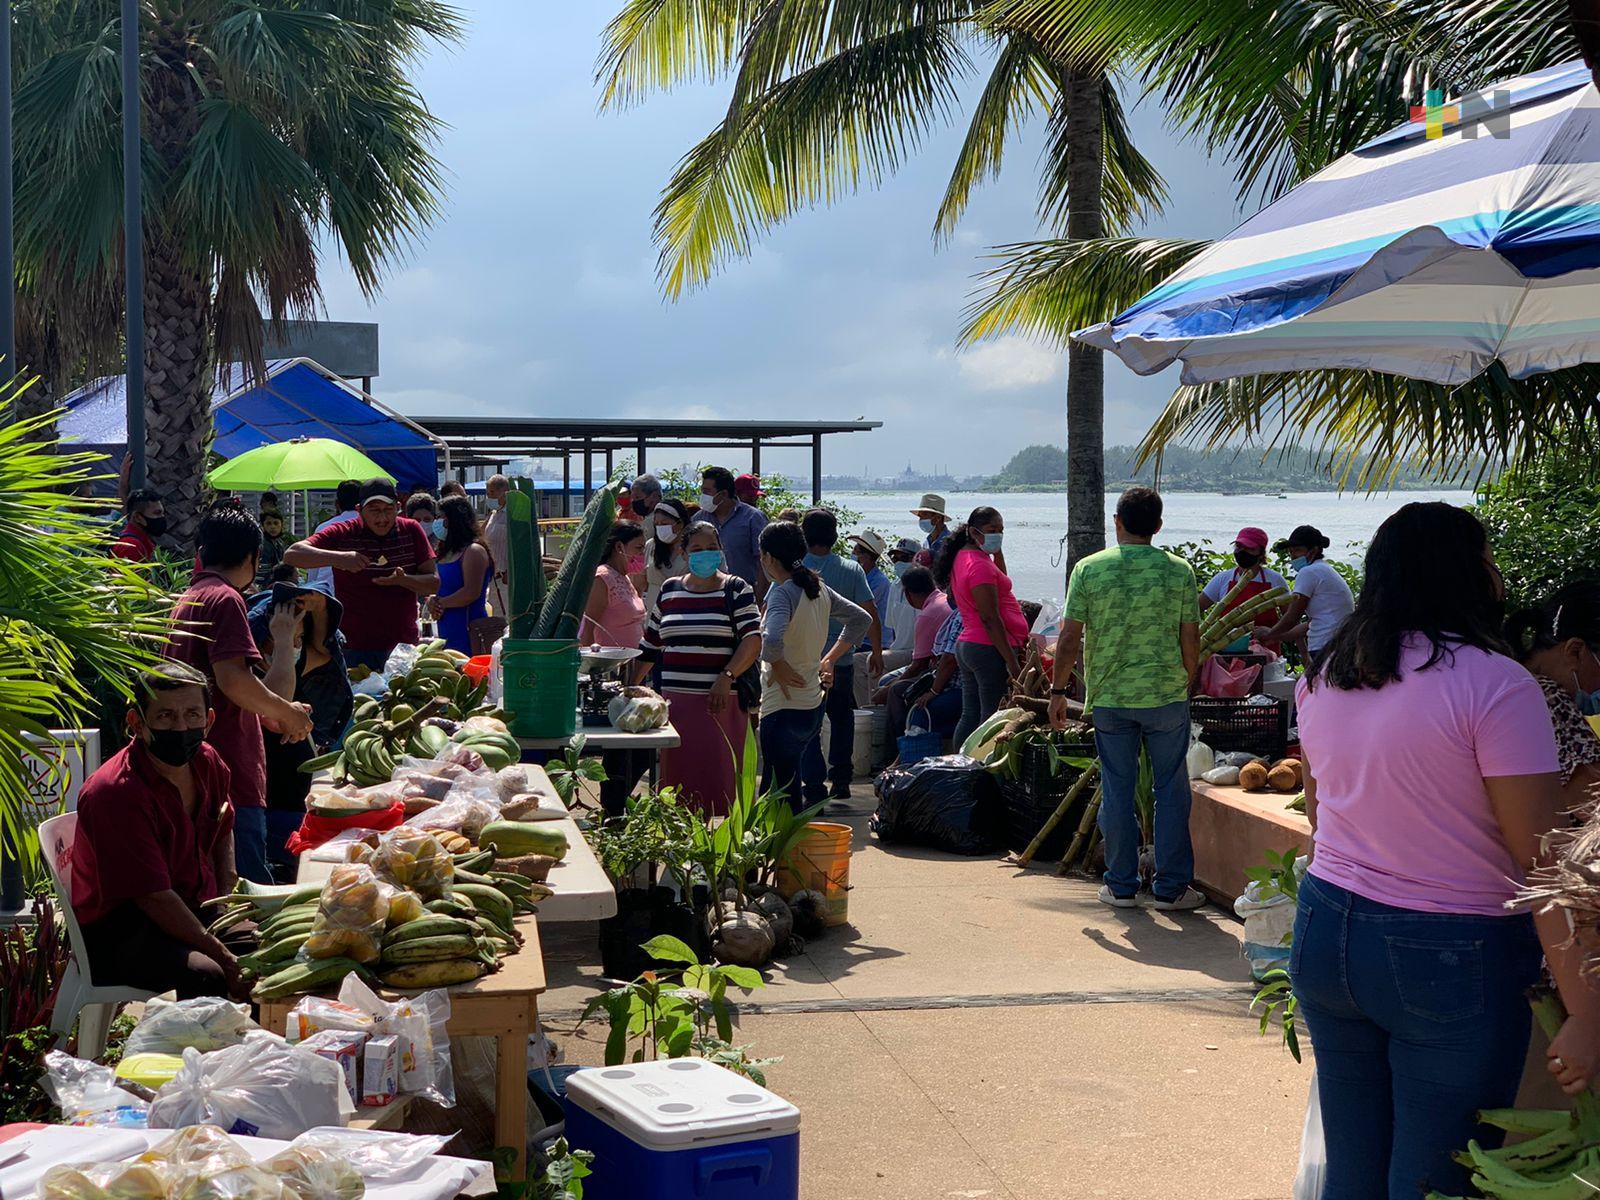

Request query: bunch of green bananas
[
  {"left": 1431, "top": 1107, "right": 1600, "bottom": 1199},
  {"left": 303, "top": 696, "right": 451, "bottom": 786}
]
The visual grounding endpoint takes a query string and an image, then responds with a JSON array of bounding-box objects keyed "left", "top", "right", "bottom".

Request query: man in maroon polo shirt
[
  {"left": 70, "top": 663, "right": 248, "bottom": 999},
  {"left": 166, "top": 505, "right": 313, "bottom": 885},
  {"left": 109, "top": 488, "right": 166, "bottom": 563},
  {"left": 284, "top": 478, "right": 438, "bottom": 672}
]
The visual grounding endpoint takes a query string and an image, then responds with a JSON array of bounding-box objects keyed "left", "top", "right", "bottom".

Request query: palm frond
[
  {"left": 959, "top": 235, "right": 1207, "bottom": 345},
  {"left": 596, "top": 0, "right": 757, "bottom": 107},
  {"left": 1138, "top": 363, "right": 1600, "bottom": 490},
  {"left": 653, "top": 21, "right": 974, "bottom": 296}
]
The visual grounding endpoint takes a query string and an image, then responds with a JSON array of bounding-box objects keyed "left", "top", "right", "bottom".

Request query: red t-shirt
[
  {"left": 70, "top": 740, "right": 235, "bottom": 925},
  {"left": 304, "top": 516, "right": 435, "bottom": 653},
  {"left": 165, "top": 570, "right": 266, "bottom": 810},
  {"left": 109, "top": 523, "right": 155, "bottom": 563}
]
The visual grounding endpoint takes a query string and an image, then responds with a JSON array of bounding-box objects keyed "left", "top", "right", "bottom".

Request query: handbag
[{"left": 720, "top": 579, "right": 763, "bottom": 711}]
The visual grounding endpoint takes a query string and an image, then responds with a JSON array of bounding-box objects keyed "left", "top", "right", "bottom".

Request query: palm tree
[
  {"left": 598, "top": 0, "right": 1166, "bottom": 570},
  {"left": 963, "top": 0, "right": 1596, "bottom": 482},
  {"left": 13, "top": 0, "right": 463, "bottom": 538}
]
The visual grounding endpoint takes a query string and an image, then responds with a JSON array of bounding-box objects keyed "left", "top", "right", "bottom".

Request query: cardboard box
[
  {"left": 300, "top": 1029, "right": 365, "bottom": 1102},
  {"left": 362, "top": 1034, "right": 400, "bottom": 1107}
]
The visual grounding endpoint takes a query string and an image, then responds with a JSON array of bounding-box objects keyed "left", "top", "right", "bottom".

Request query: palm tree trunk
[{"left": 1063, "top": 70, "right": 1106, "bottom": 579}]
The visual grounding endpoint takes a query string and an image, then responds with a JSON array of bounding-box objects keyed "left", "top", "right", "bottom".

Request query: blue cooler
[{"left": 563, "top": 1060, "right": 800, "bottom": 1199}]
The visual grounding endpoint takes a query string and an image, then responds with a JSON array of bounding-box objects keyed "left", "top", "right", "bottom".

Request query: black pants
[
  {"left": 82, "top": 903, "right": 233, "bottom": 999},
  {"left": 600, "top": 749, "right": 652, "bottom": 818}
]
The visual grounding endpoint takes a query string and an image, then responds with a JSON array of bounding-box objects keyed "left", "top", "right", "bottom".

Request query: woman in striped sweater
[{"left": 636, "top": 521, "right": 762, "bottom": 815}]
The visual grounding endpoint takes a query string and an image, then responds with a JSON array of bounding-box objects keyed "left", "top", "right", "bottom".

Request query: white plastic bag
[
  {"left": 1029, "top": 598, "right": 1064, "bottom": 643},
  {"left": 1233, "top": 855, "right": 1305, "bottom": 980},
  {"left": 1293, "top": 1070, "right": 1325, "bottom": 1200},
  {"left": 336, "top": 975, "right": 456, "bottom": 1107},
  {"left": 1187, "top": 738, "right": 1215, "bottom": 781},
  {"left": 382, "top": 643, "right": 420, "bottom": 680},
  {"left": 148, "top": 1034, "right": 354, "bottom": 1139},
  {"left": 125, "top": 996, "right": 260, "bottom": 1057},
  {"left": 291, "top": 1128, "right": 456, "bottom": 1182},
  {"left": 40, "top": 1050, "right": 149, "bottom": 1127}
]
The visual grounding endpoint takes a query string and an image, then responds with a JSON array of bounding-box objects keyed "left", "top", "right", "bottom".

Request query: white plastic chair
[{"left": 38, "top": 813, "right": 156, "bottom": 1059}]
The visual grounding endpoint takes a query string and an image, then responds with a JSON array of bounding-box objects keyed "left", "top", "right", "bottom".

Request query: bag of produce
[
  {"left": 148, "top": 1035, "right": 354, "bottom": 1140},
  {"left": 305, "top": 864, "right": 392, "bottom": 963},
  {"left": 870, "top": 755, "right": 999, "bottom": 855},
  {"left": 262, "top": 1146, "right": 365, "bottom": 1200},
  {"left": 39, "top": 1050, "right": 149, "bottom": 1127},
  {"left": 140, "top": 1124, "right": 251, "bottom": 1169},
  {"left": 414, "top": 775, "right": 502, "bottom": 840},
  {"left": 125, "top": 996, "right": 259, "bottom": 1058},
  {"left": 363, "top": 826, "right": 455, "bottom": 898},
  {"left": 606, "top": 687, "right": 669, "bottom": 733},
  {"left": 180, "top": 1162, "right": 293, "bottom": 1200},
  {"left": 39, "top": 1161, "right": 176, "bottom": 1200},
  {"left": 334, "top": 975, "right": 456, "bottom": 1106}
]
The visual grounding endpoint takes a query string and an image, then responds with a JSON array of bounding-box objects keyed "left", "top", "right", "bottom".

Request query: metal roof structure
[{"left": 422, "top": 415, "right": 882, "bottom": 506}]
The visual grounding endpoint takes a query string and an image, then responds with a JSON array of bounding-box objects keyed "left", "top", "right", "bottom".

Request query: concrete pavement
[{"left": 541, "top": 789, "right": 1309, "bottom": 1198}]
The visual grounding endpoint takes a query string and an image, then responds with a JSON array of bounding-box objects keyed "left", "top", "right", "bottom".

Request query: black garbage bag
[{"left": 871, "top": 754, "right": 999, "bottom": 855}]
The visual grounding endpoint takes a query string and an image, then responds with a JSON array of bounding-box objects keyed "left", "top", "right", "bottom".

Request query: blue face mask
[
  {"left": 891, "top": 560, "right": 911, "bottom": 578},
  {"left": 1290, "top": 555, "right": 1310, "bottom": 572},
  {"left": 919, "top": 518, "right": 936, "bottom": 535},
  {"left": 430, "top": 518, "right": 446, "bottom": 540},
  {"left": 687, "top": 549, "right": 723, "bottom": 579},
  {"left": 1575, "top": 650, "right": 1600, "bottom": 715},
  {"left": 981, "top": 531, "right": 1004, "bottom": 556}
]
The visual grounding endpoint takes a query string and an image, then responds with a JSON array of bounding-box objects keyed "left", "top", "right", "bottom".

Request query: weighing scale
[{"left": 578, "top": 645, "right": 642, "bottom": 727}]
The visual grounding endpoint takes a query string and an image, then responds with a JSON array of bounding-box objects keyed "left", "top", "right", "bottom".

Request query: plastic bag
[
  {"left": 1293, "top": 1071, "right": 1325, "bottom": 1200},
  {"left": 125, "top": 997, "right": 259, "bottom": 1058},
  {"left": 362, "top": 825, "right": 454, "bottom": 898},
  {"left": 284, "top": 995, "right": 377, "bottom": 1044},
  {"left": 290, "top": 1129, "right": 455, "bottom": 1183},
  {"left": 40, "top": 1050, "right": 149, "bottom": 1127},
  {"left": 382, "top": 643, "right": 419, "bottom": 680},
  {"left": 389, "top": 763, "right": 457, "bottom": 801},
  {"left": 305, "top": 863, "right": 391, "bottom": 964},
  {"left": 1187, "top": 737, "right": 1216, "bottom": 781},
  {"left": 1200, "top": 764, "right": 1241, "bottom": 786},
  {"left": 1029, "top": 598, "right": 1064, "bottom": 643},
  {"left": 870, "top": 755, "right": 998, "bottom": 855},
  {"left": 181, "top": 1162, "right": 292, "bottom": 1200},
  {"left": 1199, "top": 656, "right": 1262, "bottom": 698},
  {"left": 147, "top": 1035, "right": 354, "bottom": 1140},
  {"left": 262, "top": 1146, "right": 365, "bottom": 1200},
  {"left": 414, "top": 776, "right": 500, "bottom": 840},
  {"left": 140, "top": 1124, "right": 250, "bottom": 1169},
  {"left": 430, "top": 743, "right": 488, "bottom": 776},
  {"left": 39, "top": 1160, "right": 175, "bottom": 1200},
  {"left": 1233, "top": 855, "right": 1305, "bottom": 979},
  {"left": 336, "top": 975, "right": 455, "bottom": 1107},
  {"left": 285, "top": 801, "right": 407, "bottom": 857}
]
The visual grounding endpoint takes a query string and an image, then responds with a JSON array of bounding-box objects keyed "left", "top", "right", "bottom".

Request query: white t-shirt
[
  {"left": 1291, "top": 559, "right": 1356, "bottom": 652},
  {"left": 1201, "top": 565, "right": 1288, "bottom": 606},
  {"left": 305, "top": 509, "right": 358, "bottom": 586}
]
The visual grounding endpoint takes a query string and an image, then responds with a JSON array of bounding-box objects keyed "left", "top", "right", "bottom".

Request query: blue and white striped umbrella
[{"left": 1075, "top": 60, "right": 1600, "bottom": 385}]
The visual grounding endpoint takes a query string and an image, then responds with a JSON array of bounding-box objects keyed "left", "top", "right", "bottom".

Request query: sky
[{"left": 318, "top": 5, "right": 1252, "bottom": 480}]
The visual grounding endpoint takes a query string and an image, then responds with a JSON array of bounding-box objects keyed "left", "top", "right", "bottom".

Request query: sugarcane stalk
[
  {"left": 1199, "top": 588, "right": 1290, "bottom": 655},
  {"left": 1529, "top": 988, "right": 1600, "bottom": 1129},
  {"left": 1010, "top": 763, "right": 1100, "bottom": 868},
  {"left": 1058, "top": 783, "right": 1104, "bottom": 874},
  {"left": 1199, "top": 567, "right": 1264, "bottom": 641}
]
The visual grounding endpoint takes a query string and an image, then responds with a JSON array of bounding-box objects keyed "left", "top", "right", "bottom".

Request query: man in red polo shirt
[
  {"left": 284, "top": 478, "right": 438, "bottom": 671},
  {"left": 109, "top": 488, "right": 166, "bottom": 562},
  {"left": 166, "top": 505, "right": 313, "bottom": 884},
  {"left": 70, "top": 663, "right": 247, "bottom": 999}
]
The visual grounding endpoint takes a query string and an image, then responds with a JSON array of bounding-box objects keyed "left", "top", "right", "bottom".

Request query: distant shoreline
[{"left": 833, "top": 483, "right": 1476, "bottom": 497}]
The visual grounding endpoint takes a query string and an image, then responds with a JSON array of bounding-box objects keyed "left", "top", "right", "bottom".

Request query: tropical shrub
[{"left": 1474, "top": 454, "right": 1600, "bottom": 612}]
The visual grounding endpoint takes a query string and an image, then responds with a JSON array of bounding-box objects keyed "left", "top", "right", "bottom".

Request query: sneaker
[
  {"left": 1147, "top": 886, "right": 1207, "bottom": 911},
  {"left": 1097, "top": 885, "right": 1141, "bottom": 909},
  {"left": 827, "top": 781, "right": 853, "bottom": 801}
]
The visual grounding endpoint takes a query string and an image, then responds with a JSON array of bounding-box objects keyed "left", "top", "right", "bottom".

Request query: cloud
[{"left": 956, "top": 337, "right": 1064, "bottom": 391}]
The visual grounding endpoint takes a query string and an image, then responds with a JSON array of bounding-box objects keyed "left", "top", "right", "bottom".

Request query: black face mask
[
  {"left": 146, "top": 726, "right": 206, "bottom": 767},
  {"left": 1234, "top": 549, "right": 1262, "bottom": 569},
  {"left": 141, "top": 515, "right": 169, "bottom": 539}
]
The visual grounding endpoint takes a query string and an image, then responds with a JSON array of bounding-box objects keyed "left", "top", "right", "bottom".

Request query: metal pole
[
  {"left": 750, "top": 438, "right": 761, "bottom": 477},
  {"left": 122, "top": 0, "right": 145, "bottom": 487},
  {"left": 635, "top": 434, "right": 646, "bottom": 473},
  {"left": 582, "top": 439, "right": 592, "bottom": 504},
  {"left": 562, "top": 453, "right": 571, "bottom": 517},
  {"left": 0, "top": 0, "right": 14, "bottom": 391},
  {"left": 811, "top": 434, "right": 822, "bottom": 505}
]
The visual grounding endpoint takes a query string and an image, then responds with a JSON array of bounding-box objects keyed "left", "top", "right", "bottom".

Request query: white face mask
[
  {"left": 698, "top": 492, "right": 718, "bottom": 513},
  {"left": 656, "top": 525, "right": 680, "bottom": 545}
]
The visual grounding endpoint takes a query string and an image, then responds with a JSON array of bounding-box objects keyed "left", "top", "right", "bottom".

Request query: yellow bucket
[{"left": 777, "top": 822, "right": 853, "bottom": 927}]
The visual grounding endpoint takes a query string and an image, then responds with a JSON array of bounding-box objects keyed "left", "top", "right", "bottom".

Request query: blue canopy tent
[{"left": 58, "top": 358, "right": 445, "bottom": 490}]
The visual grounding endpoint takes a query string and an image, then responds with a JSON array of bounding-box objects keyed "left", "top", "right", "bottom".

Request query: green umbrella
[{"left": 206, "top": 437, "right": 393, "bottom": 490}]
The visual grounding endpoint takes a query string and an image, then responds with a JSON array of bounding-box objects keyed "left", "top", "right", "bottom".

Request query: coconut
[
  {"left": 711, "top": 911, "right": 775, "bottom": 967},
  {"left": 748, "top": 890, "right": 794, "bottom": 947},
  {"left": 788, "top": 889, "right": 828, "bottom": 938}
]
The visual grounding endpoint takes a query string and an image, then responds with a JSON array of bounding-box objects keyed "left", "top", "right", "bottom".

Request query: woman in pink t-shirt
[
  {"left": 933, "top": 506, "right": 1029, "bottom": 744},
  {"left": 1292, "top": 503, "right": 1598, "bottom": 1199},
  {"left": 580, "top": 522, "right": 647, "bottom": 649}
]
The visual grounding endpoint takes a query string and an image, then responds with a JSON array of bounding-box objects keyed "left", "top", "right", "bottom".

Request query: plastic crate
[
  {"left": 1190, "top": 695, "right": 1290, "bottom": 760},
  {"left": 1000, "top": 739, "right": 1096, "bottom": 860}
]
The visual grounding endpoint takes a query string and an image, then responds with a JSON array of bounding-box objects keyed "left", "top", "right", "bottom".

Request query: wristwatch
[{"left": 1048, "top": 687, "right": 1071, "bottom": 697}]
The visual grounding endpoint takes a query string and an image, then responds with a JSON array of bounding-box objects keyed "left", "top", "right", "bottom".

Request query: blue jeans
[
  {"left": 1090, "top": 700, "right": 1193, "bottom": 899},
  {"left": 800, "top": 662, "right": 854, "bottom": 801},
  {"left": 762, "top": 703, "right": 826, "bottom": 808},
  {"left": 233, "top": 806, "right": 273, "bottom": 885},
  {"left": 1290, "top": 873, "right": 1542, "bottom": 1199},
  {"left": 265, "top": 810, "right": 302, "bottom": 883}
]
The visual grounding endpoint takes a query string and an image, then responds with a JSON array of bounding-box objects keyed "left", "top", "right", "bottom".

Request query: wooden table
[{"left": 258, "top": 911, "right": 547, "bottom": 1182}]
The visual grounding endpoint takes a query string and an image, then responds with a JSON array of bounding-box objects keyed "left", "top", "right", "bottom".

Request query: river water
[{"left": 833, "top": 489, "right": 1476, "bottom": 601}]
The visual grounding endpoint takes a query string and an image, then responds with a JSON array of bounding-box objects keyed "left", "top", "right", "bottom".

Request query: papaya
[{"left": 479, "top": 820, "right": 568, "bottom": 861}]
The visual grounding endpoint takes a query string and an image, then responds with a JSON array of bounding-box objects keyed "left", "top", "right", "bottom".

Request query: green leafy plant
[
  {"left": 1474, "top": 451, "right": 1600, "bottom": 611},
  {"left": 690, "top": 1037, "right": 783, "bottom": 1087},
  {"left": 547, "top": 735, "right": 609, "bottom": 808},
  {"left": 587, "top": 785, "right": 699, "bottom": 894},
  {"left": 532, "top": 1139, "right": 593, "bottom": 1200},
  {"left": 0, "top": 891, "right": 70, "bottom": 1122},
  {"left": 1251, "top": 968, "right": 1301, "bottom": 1063},
  {"left": 1244, "top": 846, "right": 1303, "bottom": 905},
  {"left": 580, "top": 935, "right": 766, "bottom": 1067}
]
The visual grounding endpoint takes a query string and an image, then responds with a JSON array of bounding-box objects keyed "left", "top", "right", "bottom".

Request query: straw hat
[
  {"left": 850, "top": 530, "right": 888, "bottom": 558},
  {"left": 910, "top": 493, "right": 947, "bottom": 520}
]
